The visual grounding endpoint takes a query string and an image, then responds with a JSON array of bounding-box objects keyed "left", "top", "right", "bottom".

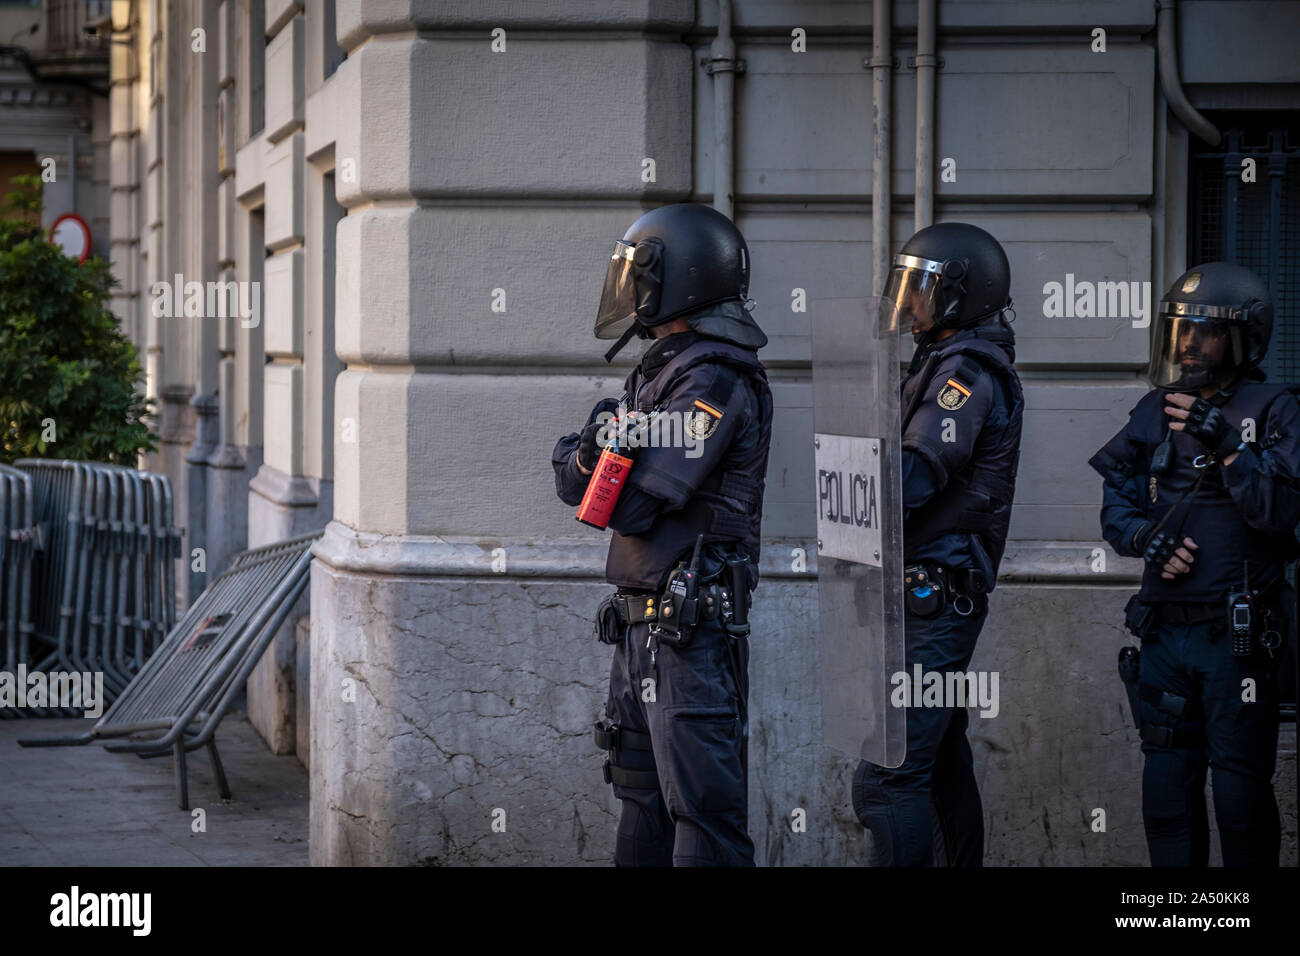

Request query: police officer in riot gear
[
  {"left": 853, "top": 222, "right": 1024, "bottom": 867},
  {"left": 551, "top": 203, "right": 773, "bottom": 866},
  {"left": 1090, "top": 261, "right": 1300, "bottom": 867}
]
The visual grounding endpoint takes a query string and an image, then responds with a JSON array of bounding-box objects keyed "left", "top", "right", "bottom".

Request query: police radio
[
  {"left": 1227, "top": 562, "right": 1257, "bottom": 658},
  {"left": 650, "top": 535, "right": 705, "bottom": 648},
  {"left": 1150, "top": 436, "right": 1175, "bottom": 476},
  {"left": 1228, "top": 590, "right": 1254, "bottom": 657}
]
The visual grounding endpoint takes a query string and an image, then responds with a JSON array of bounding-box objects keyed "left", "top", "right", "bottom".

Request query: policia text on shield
[
  {"left": 818, "top": 468, "right": 879, "bottom": 530},
  {"left": 815, "top": 222, "right": 1024, "bottom": 867},
  {"left": 551, "top": 203, "right": 772, "bottom": 867}
]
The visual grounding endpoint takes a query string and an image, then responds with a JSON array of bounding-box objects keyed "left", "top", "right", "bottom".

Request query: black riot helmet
[
  {"left": 883, "top": 222, "right": 1012, "bottom": 343},
  {"left": 594, "top": 203, "right": 757, "bottom": 361},
  {"left": 1149, "top": 261, "right": 1274, "bottom": 392}
]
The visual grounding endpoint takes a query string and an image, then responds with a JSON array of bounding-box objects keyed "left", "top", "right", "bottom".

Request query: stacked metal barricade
[
  {"left": 21, "top": 532, "right": 320, "bottom": 810},
  {"left": 0, "top": 464, "right": 38, "bottom": 708},
  {"left": 0, "top": 460, "right": 181, "bottom": 717}
]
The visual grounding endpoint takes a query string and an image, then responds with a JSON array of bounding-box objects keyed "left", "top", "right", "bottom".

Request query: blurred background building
[
  {"left": 0, "top": 0, "right": 108, "bottom": 249},
  {"left": 8, "top": 0, "right": 1295, "bottom": 865}
]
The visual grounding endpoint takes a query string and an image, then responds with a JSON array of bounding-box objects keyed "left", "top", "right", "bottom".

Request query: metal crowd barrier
[
  {"left": 0, "top": 460, "right": 181, "bottom": 717},
  {"left": 19, "top": 532, "right": 320, "bottom": 811},
  {"left": 0, "top": 464, "right": 39, "bottom": 717}
]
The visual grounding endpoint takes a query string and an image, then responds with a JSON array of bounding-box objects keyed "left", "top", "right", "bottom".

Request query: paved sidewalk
[{"left": 0, "top": 713, "right": 308, "bottom": 866}]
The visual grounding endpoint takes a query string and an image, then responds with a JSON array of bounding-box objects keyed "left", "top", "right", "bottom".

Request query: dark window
[
  {"left": 249, "top": 0, "right": 266, "bottom": 136},
  {"left": 1189, "top": 112, "right": 1300, "bottom": 384},
  {"left": 323, "top": 0, "right": 346, "bottom": 79}
]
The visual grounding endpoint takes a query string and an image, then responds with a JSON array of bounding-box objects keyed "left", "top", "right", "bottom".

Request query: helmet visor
[
  {"left": 1148, "top": 306, "right": 1248, "bottom": 391},
  {"left": 882, "top": 254, "right": 944, "bottom": 338},
  {"left": 595, "top": 240, "right": 640, "bottom": 340}
]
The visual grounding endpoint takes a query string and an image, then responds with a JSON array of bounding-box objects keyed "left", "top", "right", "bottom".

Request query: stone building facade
[{"left": 104, "top": 0, "right": 1299, "bottom": 865}]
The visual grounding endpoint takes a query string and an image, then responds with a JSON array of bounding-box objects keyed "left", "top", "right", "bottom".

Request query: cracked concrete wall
[
  {"left": 310, "top": 546, "right": 1297, "bottom": 866},
  {"left": 308, "top": 537, "right": 865, "bottom": 866}
]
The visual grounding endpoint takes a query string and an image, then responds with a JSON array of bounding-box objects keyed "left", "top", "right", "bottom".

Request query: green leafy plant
[{"left": 0, "top": 175, "right": 155, "bottom": 464}]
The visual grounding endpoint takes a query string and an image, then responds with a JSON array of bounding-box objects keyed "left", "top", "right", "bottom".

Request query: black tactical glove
[
  {"left": 577, "top": 398, "right": 621, "bottom": 472},
  {"left": 1182, "top": 398, "right": 1242, "bottom": 460},
  {"left": 1142, "top": 529, "right": 1180, "bottom": 571}
]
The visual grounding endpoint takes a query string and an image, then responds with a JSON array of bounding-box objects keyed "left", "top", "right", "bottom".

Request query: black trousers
[
  {"left": 602, "top": 613, "right": 754, "bottom": 867},
  {"left": 852, "top": 598, "right": 989, "bottom": 867},
  {"left": 1138, "top": 612, "right": 1282, "bottom": 867}
]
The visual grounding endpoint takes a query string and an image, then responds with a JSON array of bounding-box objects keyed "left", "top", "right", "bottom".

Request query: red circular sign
[{"left": 50, "top": 212, "right": 92, "bottom": 264}]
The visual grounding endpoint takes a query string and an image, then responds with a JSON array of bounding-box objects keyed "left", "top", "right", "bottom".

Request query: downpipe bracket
[{"left": 703, "top": 56, "right": 746, "bottom": 76}]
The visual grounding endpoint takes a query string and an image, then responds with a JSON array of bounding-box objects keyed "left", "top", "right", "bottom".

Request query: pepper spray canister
[{"left": 576, "top": 444, "right": 634, "bottom": 529}]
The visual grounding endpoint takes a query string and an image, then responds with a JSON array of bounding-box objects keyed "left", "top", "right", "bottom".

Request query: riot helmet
[
  {"left": 883, "top": 222, "right": 1012, "bottom": 343},
  {"left": 595, "top": 203, "right": 756, "bottom": 361},
  {"left": 1148, "top": 262, "right": 1273, "bottom": 392}
]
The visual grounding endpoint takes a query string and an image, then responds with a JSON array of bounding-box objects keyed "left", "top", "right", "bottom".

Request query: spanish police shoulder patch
[
  {"left": 688, "top": 399, "right": 723, "bottom": 440},
  {"left": 937, "top": 378, "right": 971, "bottom": 411}
]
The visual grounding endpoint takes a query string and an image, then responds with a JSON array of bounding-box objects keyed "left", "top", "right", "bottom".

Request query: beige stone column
[{"left": 310, "top": 1, "right": 693, "bottom": 864}]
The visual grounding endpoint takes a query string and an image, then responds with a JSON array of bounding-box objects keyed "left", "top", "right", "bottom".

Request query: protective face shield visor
[
  {"left": 594, "top": 239, "right": 663, "bottom": 340},
  {"left": 1148, "top": 303, "right": 1249, "bottom": 391},
  {"left": 882, "top": 255, "right": 945, "bottom": 340},
  {"left": 594, "top": 241, "right": 639, "bottom": 340}
]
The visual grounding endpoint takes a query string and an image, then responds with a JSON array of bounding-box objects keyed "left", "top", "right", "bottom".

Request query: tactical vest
[
  {"left": 900, "top": 333, "right": 1024, "bottom": 582},
  {"left": 1098, "top": 380, "right": 1300, "bottom": 602},
  {"left": 605, "top": 338, "right": 774, "bottom": 592}
]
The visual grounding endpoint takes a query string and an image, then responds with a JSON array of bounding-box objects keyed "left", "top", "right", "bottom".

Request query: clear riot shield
[{"left": 812, "top": 295, "right": 906, "bottom": 767}]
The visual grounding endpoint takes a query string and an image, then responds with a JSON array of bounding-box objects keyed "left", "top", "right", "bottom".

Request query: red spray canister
[{"left": 576, "top": 418, "right": 634, "bottom": 530}]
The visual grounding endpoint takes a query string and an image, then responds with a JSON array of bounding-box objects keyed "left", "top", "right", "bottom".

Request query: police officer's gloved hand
[
  {"left": 1141, "top": 529, "right": 1182, "bottom": 571},
  {"left": 1141, "top": 528, "right": 1177, "bottom": 567},
  {"left": 577, "top": 422, "right": 603, "bottom": 472},
  {"left": 1182, "top": 398, "right": 1242, "bottom": 460},
  {"left": 577, "top": 398, "right": 621, "bottom": 472}
]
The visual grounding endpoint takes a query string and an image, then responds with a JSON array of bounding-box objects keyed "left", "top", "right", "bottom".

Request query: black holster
[
  {"left": 650, "top": 552, "right": 751, "bottom": 648},
  {"left": 724, "top": 552, "right": 751, "bottom": 637},
  {"left": 1123, "top": 594, "right": 1156, "bottom": 641},
  {"left": 650, "top": 571, "right": 718, "bottom": 649},
  {"left": 1118, "top": 645, "right": 1141, "bottom": 730},
  {"left": 904, "top": 563, "right": 947, "bottom": 618},
  {"left": 594, "top": 592, "right": 623, "bottom": 645}
]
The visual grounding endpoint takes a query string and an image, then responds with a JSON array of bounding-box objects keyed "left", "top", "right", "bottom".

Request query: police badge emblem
[
  {"left": 1181, "top": 273, "right": 1201, "bottom": 293},
  {"left": 937, "top": 378, "right": 971, "bottom": 411},
  {"left": 1149, "top": 476, "right": 1158, "bottom": 504},
  {"left": 687, "top": 399, "right": 723, "bottom": 440},
  {"left": 687, "top": 409, "right": 719, "bottom": 440}
]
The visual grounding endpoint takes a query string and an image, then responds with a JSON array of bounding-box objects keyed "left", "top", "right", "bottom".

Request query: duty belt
[
  {"left": 611, "top": 592, "right": 660, "bottom": 624},
  {"left": 906, "top": 562, "right": 986, "bottom": 597},
  {"left": 1152, "top": 602, "right": 1224, "bottom": 627},
  {"left": 612, "top": 588, "right": 725, "bottom": 625}
]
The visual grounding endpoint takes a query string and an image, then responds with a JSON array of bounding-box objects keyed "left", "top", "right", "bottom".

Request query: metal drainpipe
[
  {"left": 1156, "top": 0, "right": 1220, "bottom": 146},
  {"left": 871, "top": 0, "right": 893, "bottom": 296},
  {"left": 708, "top": 0, "right": 740, "bottom": 220},
  {"left": 914, "top": 0, "right": 936, "bottom": 231}
]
